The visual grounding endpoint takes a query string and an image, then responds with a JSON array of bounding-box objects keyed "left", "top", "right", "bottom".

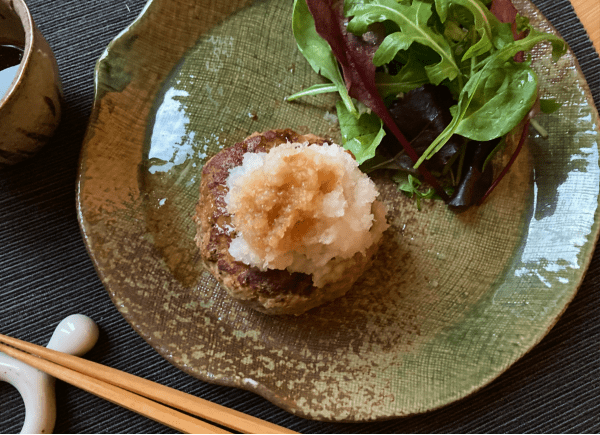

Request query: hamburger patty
[{"left": 194, "top": 129, "right": 383, "bottom": 315}]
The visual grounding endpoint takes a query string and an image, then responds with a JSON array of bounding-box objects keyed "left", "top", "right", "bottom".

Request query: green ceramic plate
[{"left": 77, "top": 0, "right": 600, "bottom": 421}]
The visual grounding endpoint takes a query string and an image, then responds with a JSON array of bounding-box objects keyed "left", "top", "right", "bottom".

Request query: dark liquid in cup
[{"left": 0, "top": 44, "right": 24, "bottom": 99}]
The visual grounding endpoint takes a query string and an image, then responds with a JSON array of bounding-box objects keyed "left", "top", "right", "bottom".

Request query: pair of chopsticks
[{"left": 0, "top": 334, "right": 297, "bottom": 434}]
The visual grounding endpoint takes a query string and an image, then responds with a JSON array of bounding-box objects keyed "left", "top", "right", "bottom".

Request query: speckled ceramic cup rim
[{"left": 0, "top": 0, "right": 34, "bottom": 107}]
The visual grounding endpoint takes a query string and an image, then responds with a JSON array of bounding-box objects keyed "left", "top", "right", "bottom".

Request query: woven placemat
[{"left": 0, "top": 0, "right": 598, "bottom": 432}]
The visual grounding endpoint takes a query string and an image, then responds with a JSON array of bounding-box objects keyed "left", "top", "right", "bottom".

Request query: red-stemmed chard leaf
[
  {"left": 478, "top": 120, "right": 530, "bottom": 204},
  {"left": 305, "top": 0, "right": 449, "bottom": 201},
  {"left": 475, "top": 0, "right": 532, "bottom": 203}
]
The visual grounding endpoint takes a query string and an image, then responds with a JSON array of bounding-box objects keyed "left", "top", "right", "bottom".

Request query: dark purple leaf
[
  {"left": 490, "top": 0, "right": 519, "bottom": 24},
  {"left": 382, "top": 84, "right": 463, "bottom": 174},
  {"left": 447, "top": 138, "right": 499, "bottom": 212}
]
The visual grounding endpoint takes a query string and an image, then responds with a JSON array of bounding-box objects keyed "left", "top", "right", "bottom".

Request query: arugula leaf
[
  {"left": 491, "top": 21, "right": 517, "bottom": 50},
  {"left": 347, "top": 0, "right": 461, "bottom": 85},
  {"left": 434, "top": 0, "right": 498, "bottom": 60},
  {"left": 375, "top": 52, "right": 429, "bottom": 98},
  {"left": 291, "top": 0, "right": 357, "bottom": 115},
  {"left": 336, "top": 100, "right": 386, "bottom": 164}
]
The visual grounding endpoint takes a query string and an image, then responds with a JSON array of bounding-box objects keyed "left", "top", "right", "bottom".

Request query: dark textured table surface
[{"left": 1, "top": 0, "right": 599, "bottom": 433}]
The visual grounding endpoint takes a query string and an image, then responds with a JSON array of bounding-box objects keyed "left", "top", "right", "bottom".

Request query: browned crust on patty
[{"left": 194, "top": 129, "right": 382, "bottom": 315}]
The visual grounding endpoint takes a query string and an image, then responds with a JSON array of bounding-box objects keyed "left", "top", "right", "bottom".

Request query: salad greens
[
  {"left": 416, "top": 25, "right": 566, "bottom": 168},
  {"left": 291, "top": 0, "right": 358, "bottom": 116},
  {"left": 289, "top": 0, "right": 567, "bottom": 209},
  {"left": 394, "top": 172, "right": 445, "bottom": 210},
  {"left": 336, "top": 100, "right": 385, "bottom": 163},
  {"left": 347, "top": 0, "right": 462, "bottom": 86}
]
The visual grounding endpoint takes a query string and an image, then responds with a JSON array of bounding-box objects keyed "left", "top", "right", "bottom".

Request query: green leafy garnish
[
  {"left": 414, "top": 25, "right": 566, "bottom": 167},
  {"left": 433, "top": 0, "right": 497, "bottom": 61},
  {"left": 290, "top": 0, "right": 357, "bottom": 115},
  {"left": 347, "top": 0, "right": 461, "bottom": 85},
  {"left": 375, "top": 52, "right": 429, "bottom": 98},
  {"left": 336, "top": 100, "right": 386, "bottom": 164},
  {"left": 539, "top": 98, "right": 562, "bottom": 114},
  {"left": 290, "top": 0, "right": 568, "bottom": 209},
  {"left": 393, "top": 172, "right": 443, "bottom": 210}
]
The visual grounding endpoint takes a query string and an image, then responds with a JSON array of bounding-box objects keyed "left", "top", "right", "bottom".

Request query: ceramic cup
[{"left": 0, "top": 0, "right": 62, "bottom": 167}]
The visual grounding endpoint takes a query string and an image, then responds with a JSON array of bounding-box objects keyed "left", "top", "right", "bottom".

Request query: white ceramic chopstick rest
[{"left": 0, "top": 314, "right": 99, "bottom": 434}]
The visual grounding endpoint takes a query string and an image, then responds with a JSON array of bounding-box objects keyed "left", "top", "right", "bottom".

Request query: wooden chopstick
[
  {"left": 0, "top": 342, "right": 228, "bottom": 434},
  {"left": 0, "top": 334, "right": 297, "bottom": 434}
]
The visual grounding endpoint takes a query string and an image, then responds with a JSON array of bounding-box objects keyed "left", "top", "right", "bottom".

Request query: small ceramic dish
[
  {"left": 77, "top": 0, "right": 600, "bottom": 422},
  {"left": 0, "top": 0, "right": 62, "bottom": 167}
]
